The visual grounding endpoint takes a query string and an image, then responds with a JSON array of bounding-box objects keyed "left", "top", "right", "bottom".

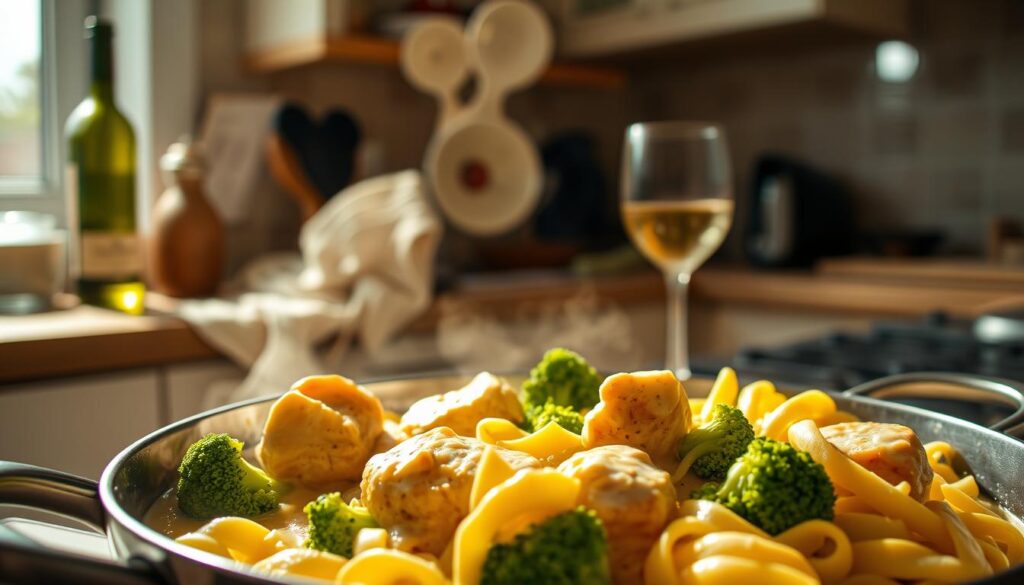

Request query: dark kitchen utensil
[
  {"left": 2, "top": 373, "right": 1024, "bottom": 584},
  {"left": 745, "top": 154, "right": 856, "bottom": 267},
  {"left": 536, "top": 132, "right": 611, "bottom": 243},
  {"left": 265, "top": 103, "right": 361, "bottom": 221}
]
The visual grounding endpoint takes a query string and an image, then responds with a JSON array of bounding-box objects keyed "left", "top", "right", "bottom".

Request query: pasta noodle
[
  {"left": 834, "top": 496, "right": 881, "bottom": 515},
  {"left": 775, "top": 520, "right": 853, "bottom": 584},
  {"left": 699, "top": 367, "right": 739, "bottom": 422},
  {"left": 251, "top": 548, "right": 347, "bottom": 580},
  {"left": 469, "top": 445, "right": 518, "bottom": 510},
  {"left": 352, "top": 528, "right": 390, "bottom": 556},
  {"left": 849, "top": 540, "right": 977, "bottom": 582},
  {"left": 941, "top": 483, "right": 997, "bottom": 517},
  {"left": 788, "top": 420, "right": 954, "bottom": 553},
  {"left": 956, "top": 512, "right": 1024, "bottom": 563},
  {"left": 453, "top": 468, "right": 580, "bottom": 585},
  {"left": 335, "top": 549, "right": 448, "bottom": 585},
  {"left": 834, "top": 513, "right": 913, "bottom": 542},
  {"left": 947, "top": 475, "right": 979, "bottom": 498},
  {"left": 814, "top": 410, "right": 859, "bottom": 427},
  {"left": 925, "top": 442, "right": 958, "bottom": 465},
  {"left": 475, "top": 418, "right": 584, "bottom": 465},
  {"left": 927, "top": 475, "right": 947, "bottom": 502},
  {"left": 175, "top": 516, "right": 292, "bottom": 564},
  {"left": 689, "top": 398, "right": 707, "bottom": 421},
  {"left": 760, "top": 390, "right": 837, "bottom": 442},
  {"left": 474, "top": 418, "right": 526, "bottom": 444},
  {"left": 679, "top": 556, "right": 820, "bottom": 585},
  {"left": 978, "top": 538, "right": 1010, "bottom": 572},
  {"left": 645, "top": 501, "right": 852, "bottom": 585},
  {"left": 675, "top": 532, "right": 817, "bottom": 577},
  {"left": 929, "top": 501, "right": 991, "bottom": 580},
  {"left": 736, "top": 380, "right": 787, "bottom": 429}
]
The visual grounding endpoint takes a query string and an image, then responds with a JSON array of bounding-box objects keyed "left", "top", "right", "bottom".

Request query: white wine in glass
[
  {"left": 621, "top": 122, "right": 733, "bottom": 380},
  {"left": 622, "top": 199, "right": 733, "bottom": 275}
]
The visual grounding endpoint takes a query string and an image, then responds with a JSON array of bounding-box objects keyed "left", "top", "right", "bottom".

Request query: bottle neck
[{"left": 89, "top": 27, "right": 114, "bottom": 101}]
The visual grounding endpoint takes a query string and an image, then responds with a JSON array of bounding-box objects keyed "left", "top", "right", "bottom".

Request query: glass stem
[{"left": 665, "top": 271, "right": 692, "bottom": 380}]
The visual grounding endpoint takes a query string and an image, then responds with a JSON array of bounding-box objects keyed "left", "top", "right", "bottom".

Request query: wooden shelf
[{"left": 245, "top": 35, "right": 627, "bottom": 91}]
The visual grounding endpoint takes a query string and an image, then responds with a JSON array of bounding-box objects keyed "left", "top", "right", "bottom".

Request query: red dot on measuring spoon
[{"left": 460, "top": 160, "right": 490, "bottom": 193}]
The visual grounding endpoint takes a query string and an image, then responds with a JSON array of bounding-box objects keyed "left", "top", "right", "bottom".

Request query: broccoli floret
[
  {"left": 303, "top": 492, "right": 379, "bottom": 557},
  {"left": 521, "top": 348, "right": 601, "bottom": 412},
  {"left": 525, "top": 400, "right": 585, "bottom": 434},
  {"left": 693, "top": 437, "right": 835, "bottom": 535},
  {"left": 677, "top": 404, "right": 755, "bottom": 481},
  {"left": 176, "top": 433, "right": 282, "bottom": 519},
  {"left": 481, "top": 507, "right": 611, "bottom": 585}
]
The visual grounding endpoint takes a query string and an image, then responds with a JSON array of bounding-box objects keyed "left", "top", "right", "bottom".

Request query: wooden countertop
[{"left": 3, "top": 267, "right": 1022, "bottom": 384}]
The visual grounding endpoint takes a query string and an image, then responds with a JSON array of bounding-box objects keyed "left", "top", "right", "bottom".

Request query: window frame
[
  {"left": 0, "top": 0, "right": 87, "bottom": 220},
  {"left": 2, "top": 0, "right": 199, "bottom": 233}
]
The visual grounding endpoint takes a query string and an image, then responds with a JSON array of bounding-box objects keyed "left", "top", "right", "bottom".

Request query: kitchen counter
[{"left": 2, "top": 267, "right": 1022, "bottom": 384}]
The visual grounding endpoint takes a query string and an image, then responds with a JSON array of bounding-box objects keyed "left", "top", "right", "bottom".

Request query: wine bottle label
[{"left": 80, "top": 231, "right": 142, "bottom": 279}]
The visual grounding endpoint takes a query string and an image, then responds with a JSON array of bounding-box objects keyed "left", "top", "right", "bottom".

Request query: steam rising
[{"left": 437, "top": 288, "right": 644, "bottom": 374}]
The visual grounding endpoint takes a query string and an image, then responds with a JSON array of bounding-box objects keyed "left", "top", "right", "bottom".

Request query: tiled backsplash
[{"left": 636, "top": 0, "right": 1024, "bottom": 252}]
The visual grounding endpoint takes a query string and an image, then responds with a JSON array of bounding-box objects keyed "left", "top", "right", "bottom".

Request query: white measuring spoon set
[{"left": 401, "top": 1, "right": 553, "bottom": 236}]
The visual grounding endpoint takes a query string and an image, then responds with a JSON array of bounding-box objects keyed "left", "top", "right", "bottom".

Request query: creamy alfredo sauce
[{"left": 144, "top": 484, "right": 360, "bottom": 545}]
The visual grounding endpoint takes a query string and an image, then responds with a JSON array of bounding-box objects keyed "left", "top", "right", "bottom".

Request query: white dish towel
[{"left": 179, "top": 169, "right": 443, "bottom": 404}]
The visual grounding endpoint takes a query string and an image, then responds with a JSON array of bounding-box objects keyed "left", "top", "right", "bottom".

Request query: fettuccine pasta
[{"left": 645, "top": 500, "right": 853, "bottom": 585}]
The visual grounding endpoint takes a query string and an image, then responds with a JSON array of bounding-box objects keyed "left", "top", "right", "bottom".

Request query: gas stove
[{"left": 693, "top": 309, "right": 1024, "bottom": 429}]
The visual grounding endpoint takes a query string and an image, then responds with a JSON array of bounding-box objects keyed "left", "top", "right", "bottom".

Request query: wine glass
[{"left": 620, "top": 122, "right": 733, "bottom": 380}]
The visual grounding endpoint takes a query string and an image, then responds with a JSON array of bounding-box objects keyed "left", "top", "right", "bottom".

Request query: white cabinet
[
  {"left": 556, "top": 0, "right": 910, "bottom": 57},
  {"left": 0, "top": 359, "right": 247, "bottom": 481},
  {"left": 0, "top": 371, "right": 162, "bottom": 479}
]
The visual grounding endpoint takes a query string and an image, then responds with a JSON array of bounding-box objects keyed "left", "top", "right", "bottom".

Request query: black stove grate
[{"left": 692, "top": 311, "right": 1024, "bottom": 428}]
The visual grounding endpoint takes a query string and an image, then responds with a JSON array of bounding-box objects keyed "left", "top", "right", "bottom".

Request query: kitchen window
[
  {"left": 0, "top": 0, "right": 45, "bottom": 191},
  {"left": 0, "top": 0, "right": 88, "bottom": 219},
  {"left": 0, "top": 0, "right": 196, "bottom": 228}
]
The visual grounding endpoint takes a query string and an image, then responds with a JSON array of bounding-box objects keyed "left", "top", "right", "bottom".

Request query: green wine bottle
[{"left": 65, "top": 16, "right": 144, "bottom": 315}]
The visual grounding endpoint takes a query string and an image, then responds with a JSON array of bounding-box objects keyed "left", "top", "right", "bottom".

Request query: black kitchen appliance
[{"left": 744, "top": 155, "right": 856, "bottom": 267}]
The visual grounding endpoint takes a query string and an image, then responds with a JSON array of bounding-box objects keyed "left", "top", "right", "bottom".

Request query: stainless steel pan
[{"left": 2, "top": 372, "right": 1024, "bottom": 585}]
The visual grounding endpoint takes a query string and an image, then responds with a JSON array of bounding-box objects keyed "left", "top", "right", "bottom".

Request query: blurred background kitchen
[{"left": 1, "top": 0, "right": 1023, "bottom": 480}]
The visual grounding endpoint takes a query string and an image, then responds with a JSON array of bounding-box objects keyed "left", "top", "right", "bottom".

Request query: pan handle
[
  {"left": 843, "top": 372, "right": 1024, "bottom": 438},
  {"left": 0, "top": 461, "right": 164, "bottom": 585}
]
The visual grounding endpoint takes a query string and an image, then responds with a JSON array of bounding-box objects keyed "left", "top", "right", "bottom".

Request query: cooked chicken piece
[
  {"left": 582, "top": 370, "right": 692, "bottom": 466},
  {"left": 400, "top": 372, "right": 524, "bottom": 437},
  {"left": 558, "top": 445, "right": 677, "bottom": 585},
  {"left": 257, "top": 375, "right": 383, "bottom": 487},
  {"left": 360, "top": 427, "right": 540, "bottom": 555},
  {"left": 821, "top": 421, "right": 934, "bottom": 501}
]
